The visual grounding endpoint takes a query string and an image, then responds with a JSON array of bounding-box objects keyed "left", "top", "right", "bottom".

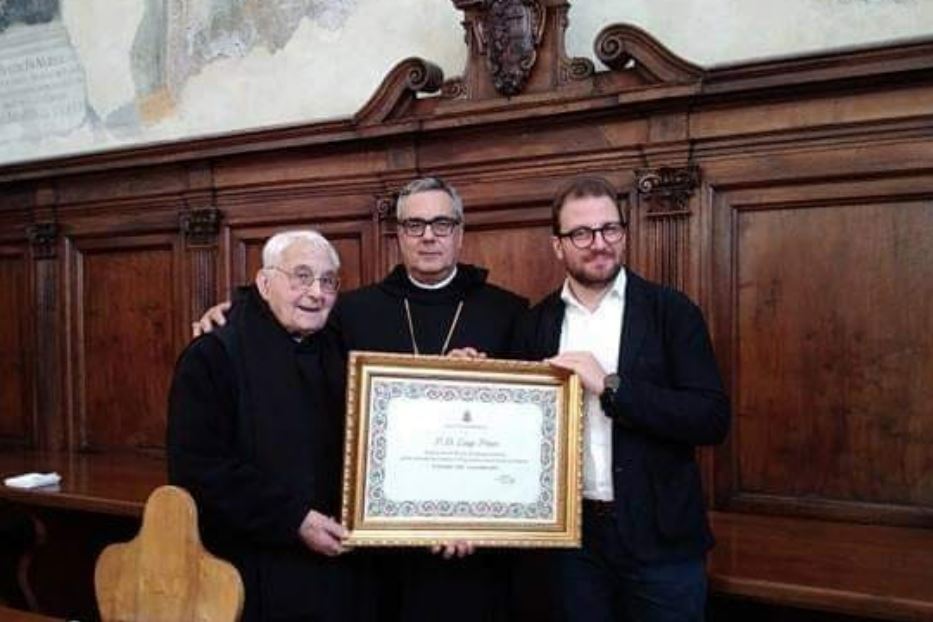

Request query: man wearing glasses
[
  {"left": 330, "top": 177, "right": 527, "bottom": 622},
  {"left": 168, "top": 230, "right": 372, "bottom": 621},
  {"left": 193, "top": 178, "right": 528, "bottom": 621},
  {"left": 514, "top": 176, "right": 730, "bottom": 621},
  {"left": 332, "top": 177, "right": 526, "bottom": 359}
]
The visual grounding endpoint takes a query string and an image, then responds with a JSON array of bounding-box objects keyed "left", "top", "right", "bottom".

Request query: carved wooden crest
[
  {"left": 356, "top": 4, "right": 704, "bottom": 118},
  {"left": 483, "top": 0, "right": 545, "bottom": 97}
]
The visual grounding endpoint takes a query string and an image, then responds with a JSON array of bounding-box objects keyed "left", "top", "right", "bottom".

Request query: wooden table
[
  {"left": 0, "top": 450, "right": 166, "bottom": 517},
  {"left": 0, "top": 450, "right": 167, "bottom": 619}
]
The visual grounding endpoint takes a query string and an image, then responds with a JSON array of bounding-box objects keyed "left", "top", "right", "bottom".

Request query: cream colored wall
[
  {"left": 1, "top": 0, "right": 930, "bottom": 166},
  {"left": 564, "top": 0, "right": 933, "bottom": 65}
]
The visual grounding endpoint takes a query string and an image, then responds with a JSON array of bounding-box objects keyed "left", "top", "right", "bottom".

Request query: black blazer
[{"left": 514, "top": 269, "right": 730, "bottom": 561}]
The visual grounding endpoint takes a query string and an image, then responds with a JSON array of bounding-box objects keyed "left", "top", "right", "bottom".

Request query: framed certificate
[{"left": 341, "top": 351, "right": 583, "bottom": 548}]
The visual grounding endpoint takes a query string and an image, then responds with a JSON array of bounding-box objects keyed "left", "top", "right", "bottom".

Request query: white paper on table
[{"left": 3, "top": 471, "right": 62, "bottom": 489}]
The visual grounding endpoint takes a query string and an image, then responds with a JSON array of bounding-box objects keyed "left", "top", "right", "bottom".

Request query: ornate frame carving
[{"left": 635, "top": 165, "right": 700, "bottom": 216}]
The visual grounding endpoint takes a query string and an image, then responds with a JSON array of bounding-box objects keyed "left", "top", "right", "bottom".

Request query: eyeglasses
[
  {"left": 556, "top": 222, "right": 625, "bottom": 249},
  {"left": 269, "top": 266, "right": 340, "bottom": 293},
  {"left": 398, "top": 217, "right": 461, "bottom": 237}
]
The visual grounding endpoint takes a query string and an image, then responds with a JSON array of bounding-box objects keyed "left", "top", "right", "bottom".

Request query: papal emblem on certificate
[{"left": 341, "top": 351, "right": 584, "bottom": 548}]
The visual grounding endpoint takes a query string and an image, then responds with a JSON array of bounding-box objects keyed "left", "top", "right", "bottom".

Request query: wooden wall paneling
[
  {"left": 709, "top": 170, "right": 933, "bottom": 528},
  {"left": 211, "top": 142, "right": 397, "bottom": 190},
  {"left": 181, "top": 209, "right": 222, "bottom": 332},
  {"left": 0, "top": 26, "right": 930, "bottom": 621},
  {"left": 26, "top": 183, "right": 67, "bottom": 452},
  {"left": 371, "top": 193, "right": 395, "bottom": 283},
  {"left": 216, "top": 181, "right": 391, "bottom": 299},
  {"left": 630, "top": 165, "right": 700, "bottom": 293},
  {"left": 0, "top": 243, "right": 33, "bottom": 448},
  {"left": 48, "top": 165, "right": 189, "bottom": 209},
  {"left": 707, "top": 511, "right": 933, "bottom": 621},
  {"left": 691, "top": 85, "right": 933, "bottom": 145},
  {"left": 414, "top": 115, "right": 649, "bottom": 181},
  {"left": 458, "top": 204, "right": 567, "bottom": 304},
  {"left": 30, "top": 241, "right": 60, "bottom": 452},
  {"left": 227, "top": 219, "right": 375, "bottom": 297},
  {"left": 68, "top": 233, "right": 184, "bottom": 452},
  {"left": 627, "top": 162, "right": 727, "bottom": 505},
  {"left": 180, "top": 163, "right": 222, "bottom": 330}
]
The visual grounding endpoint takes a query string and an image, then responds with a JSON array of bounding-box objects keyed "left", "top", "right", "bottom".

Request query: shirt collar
[
  {"left": 407, "top": 265, "right": 458, "bottom": 290},
  {"left": 560, "top": 267, "right": 627, "bottom": 313}
]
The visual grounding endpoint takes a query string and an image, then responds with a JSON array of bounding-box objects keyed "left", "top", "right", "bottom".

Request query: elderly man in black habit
[{"left": 167, "top": 230, "right": 371, "bottom": 622}]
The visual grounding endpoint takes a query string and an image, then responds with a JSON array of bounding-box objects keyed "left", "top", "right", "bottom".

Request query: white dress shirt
[{"left": 558, "top": 268, "right": 626, "bottom": 501}]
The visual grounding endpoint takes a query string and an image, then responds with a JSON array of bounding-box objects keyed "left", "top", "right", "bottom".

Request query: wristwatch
[{"left": 599, "top": 373, "right": 622, "bottom": 417}]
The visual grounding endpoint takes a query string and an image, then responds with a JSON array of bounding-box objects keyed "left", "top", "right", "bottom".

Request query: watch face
[{"left": 604, "top": 373, "right": 621, "bottom": 392}]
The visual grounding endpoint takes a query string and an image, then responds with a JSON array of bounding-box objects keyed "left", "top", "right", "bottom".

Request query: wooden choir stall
[{"left": 0, "top": 1, "right": 931, "bottom": 619}]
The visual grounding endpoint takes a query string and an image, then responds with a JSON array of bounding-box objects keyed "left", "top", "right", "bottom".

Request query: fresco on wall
[
  {"left": 131, "top": 0, "right": 358, "bottom": 122},
  {"left": 0, "top": 0, "right": 89, "bottom": 143}
]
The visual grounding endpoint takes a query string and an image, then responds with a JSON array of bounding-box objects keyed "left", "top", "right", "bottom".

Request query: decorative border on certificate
[{"left": 341, "top": 351, "right": 583, "bottom": 548}]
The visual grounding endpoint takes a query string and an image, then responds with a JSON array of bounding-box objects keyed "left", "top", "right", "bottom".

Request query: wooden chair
[{"left": 94, "top": 485, "right": 244, "bottom": 622}]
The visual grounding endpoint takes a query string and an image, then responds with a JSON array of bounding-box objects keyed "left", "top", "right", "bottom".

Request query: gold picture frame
[{"left": 341, "top": 351, "right": 584, "bottom": 548}]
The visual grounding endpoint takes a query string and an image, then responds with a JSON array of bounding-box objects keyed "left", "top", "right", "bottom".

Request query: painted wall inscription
[{"left": 0, "top": 0, "right": 88, "bottom": 142}]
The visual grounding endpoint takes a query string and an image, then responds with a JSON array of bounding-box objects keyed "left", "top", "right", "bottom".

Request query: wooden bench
[
  {"left": 708, "top": 511, "right": 933, "bottom": 621},
  {"left": 3, "top": 450, "right": 932, "bottom": 621}
]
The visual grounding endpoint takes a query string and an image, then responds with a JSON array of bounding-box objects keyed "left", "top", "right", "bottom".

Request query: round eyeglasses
[
  {"left": 398, "top": 217, "right": 461, "bottom": 237},
  {"left": 556, "top": 222, "right": 625, "bottom": 249},
  {"left": 269, "top": 266, "right": 340, "bottom": 293}
]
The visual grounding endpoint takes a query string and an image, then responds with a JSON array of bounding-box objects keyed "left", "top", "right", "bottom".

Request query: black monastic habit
[
  {"left": 167, "top": 286, "right": 369, "bottom": 622},
  {"left": 332, "top": 263, "right": 528, "bottom": 622}
]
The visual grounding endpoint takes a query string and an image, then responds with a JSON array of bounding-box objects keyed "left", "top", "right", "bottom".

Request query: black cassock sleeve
[{"left": 166, "top": 336, "right": 312, "bottom": 547}]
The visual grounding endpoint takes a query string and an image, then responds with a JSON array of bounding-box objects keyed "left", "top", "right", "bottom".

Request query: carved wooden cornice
[
  {"left": 27, "top": 222, "right": 59, "bottom": 259},
  {"left": 635, "top": 165, "right": 700, "bottom": 216},
  {"left": 354, "top": 58, "right": 444, "bottom": 126},
  {"left": 180, "top": 207, "right": 223, "bottom": 245},
  {"left": 595, "top": 23, "right": 703, "bottom": 84},
  {"left": 2, "top": 14, "right": 932, "bottom": 180}
]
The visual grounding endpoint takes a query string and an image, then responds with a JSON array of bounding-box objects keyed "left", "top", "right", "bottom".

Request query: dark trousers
[
  {"left": 551, "top": 503, "right": 707, "bottom": 622},
  {"left": 370, "top": 549, "right": 510, "bottom": 622}
]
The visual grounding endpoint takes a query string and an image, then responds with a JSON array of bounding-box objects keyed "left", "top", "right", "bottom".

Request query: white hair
[{"left": 261, "top": 230, "right": 341, "bottom": 270}]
